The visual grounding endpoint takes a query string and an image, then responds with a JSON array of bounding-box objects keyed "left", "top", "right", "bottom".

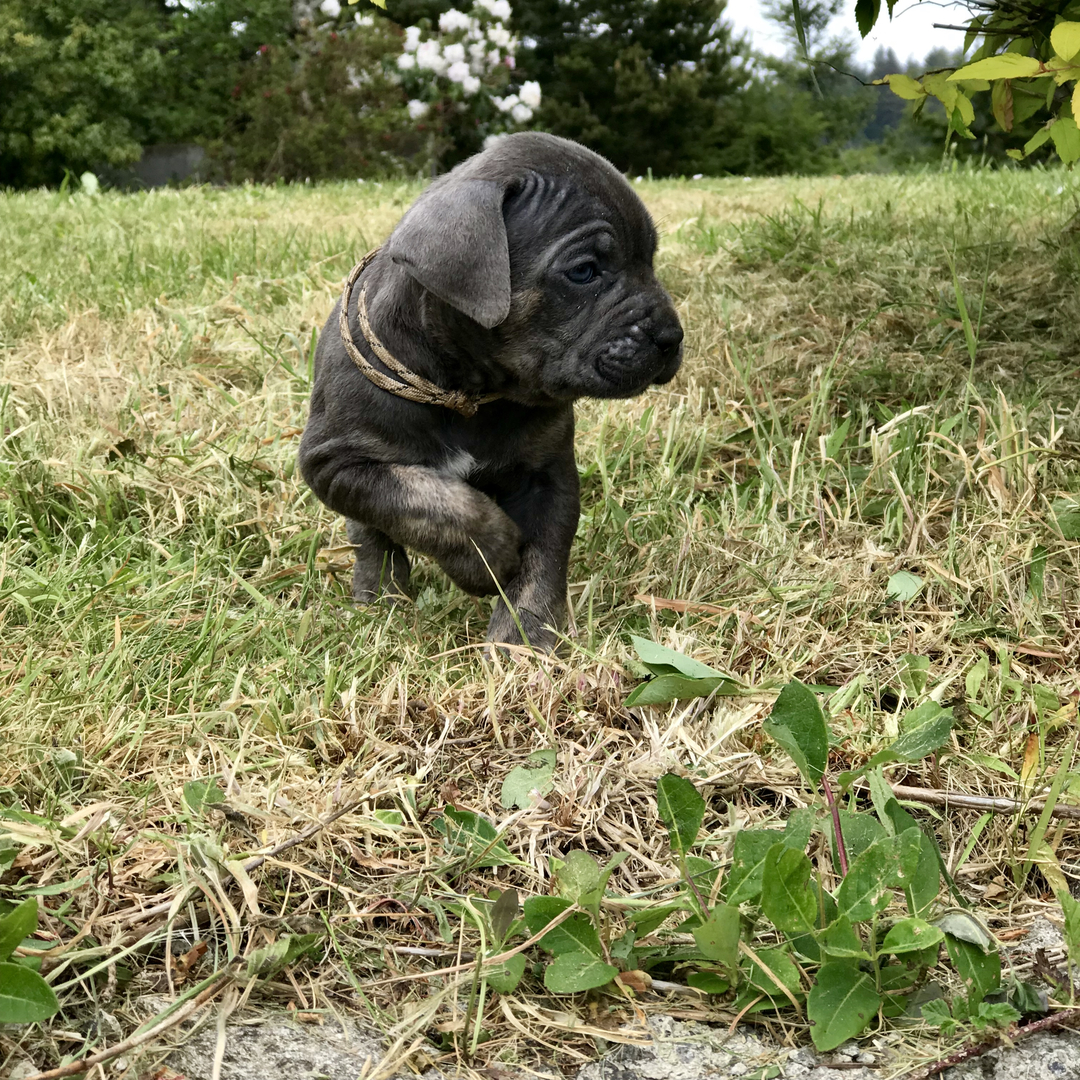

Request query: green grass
[{"left": 2, "top": 166, "right": 1080, "bottom": 1076}]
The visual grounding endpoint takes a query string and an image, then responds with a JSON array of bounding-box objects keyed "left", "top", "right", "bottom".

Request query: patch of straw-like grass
[{"left": 2, "top": 167, "right": 1080, "bottom": 1077}]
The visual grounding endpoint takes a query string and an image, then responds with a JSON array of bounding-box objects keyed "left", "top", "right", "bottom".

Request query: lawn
[{"left": 1, "top": 167, "right": 1080, "bottom": 1077}]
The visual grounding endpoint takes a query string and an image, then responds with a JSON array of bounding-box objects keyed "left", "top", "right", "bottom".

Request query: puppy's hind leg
[{"left": 346, "top": 519, "right": 411, "bottom": 603}]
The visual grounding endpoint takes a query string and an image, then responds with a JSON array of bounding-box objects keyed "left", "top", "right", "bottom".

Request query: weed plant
[{"left": 1, "top": 167, "right": 1080, "bottom": 1076}]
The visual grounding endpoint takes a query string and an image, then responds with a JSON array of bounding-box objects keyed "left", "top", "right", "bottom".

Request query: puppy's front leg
[
  {"left": 301, "top": 452, "right": 522, "bottom": 595},
  {"left": 486, "top": 456, "right": 581, "bottom": 652}
]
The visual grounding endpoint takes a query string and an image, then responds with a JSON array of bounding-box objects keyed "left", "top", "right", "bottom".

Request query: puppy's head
[{"left": 384, "top": 133, "right": 683, "bottom": 404}]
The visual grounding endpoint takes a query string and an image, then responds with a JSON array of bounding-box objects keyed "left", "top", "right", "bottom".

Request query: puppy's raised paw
[{"left": 486, "top": 602, "right": 558, "bottom": 654}]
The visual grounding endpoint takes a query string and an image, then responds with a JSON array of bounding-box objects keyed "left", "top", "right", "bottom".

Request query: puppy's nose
[{"left": 652, "top": 321, "right": 684, "bottom": 354}]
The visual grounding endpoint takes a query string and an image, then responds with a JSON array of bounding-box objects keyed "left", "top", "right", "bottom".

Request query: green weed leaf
[
  {"left": 542, "top": 952, "right": 617, "bottom": 993},
  {"left": 692, "top": 903, "right": 740, "bottom": 974},
  {"left": 500, "top": 749, "right": 556, "bottom": 810},
  {"left": 762, "top": 680, "right": 828, "bottom": 787},
  {"left": 807, "top": 961, "right": 881, "bottom": 1050},
  {"left": 727, "top": 830, "right": 780, "bottom": 904},
  {"left": 432, "top": 807, "right": 517, "bottom": 868},
  {"left": 0, "top": 899, "right": 38, "bottom": 963},
  {"left": 657, "top": 773, "right": 705, "bottom": 858},
  {"left": 880, "top": 917, "right": 945, "bottom": 955},
  {"left": 183, "top": 779, "right": 225, "bottom": 816},
  {"left": 835, "top": 831, "right": 922, "bottom": 923},
  {"left": 886, "top": 571, "right": 924, "bottom": 603},
  {"left": 0, "top": 961, "right": 59, "bottom": 1024},
  {"left": 687, "top": 970, "right": 730, "bottom": 994},
  {"left": 944, "top": 934, "right": 1001, "bottom": 1007},
  {"left": 761, "top": 845, "right": 818, "bottom": 937},
  {"left": 485, "top": 953, "right": 526, "bottom": 993},
  {"left": 489, "top": 888, "right": 519, "bottom": 946},
  {"left": 522, "top": 898, "right": 602, "bottom": 958},
  {"left": 626, "top": 636, "right": 740, "bottom": 706},
  {"left": 818, "top": 914, "right": 871, "bottom": 960}
]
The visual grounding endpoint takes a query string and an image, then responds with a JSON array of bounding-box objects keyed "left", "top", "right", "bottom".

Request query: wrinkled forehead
[{"left": 503, "top": 168, "right": 657, "bottom": 264}]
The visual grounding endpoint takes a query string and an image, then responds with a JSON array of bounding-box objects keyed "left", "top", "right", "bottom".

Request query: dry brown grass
[{"left": 1, "top": 168, "right": 1080, "bottom": 1078}]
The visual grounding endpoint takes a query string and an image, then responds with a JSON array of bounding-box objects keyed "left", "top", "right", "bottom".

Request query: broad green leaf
[
  {"left": 432, "top": 807, "right": 516, "bottom": 867},
  {"left": 244, "top": 933, "right": 321, "bottom": 978},
  {"left": 886, "top": 571, "right": 923, "bottom": 603},
  {"left": 626, "top": 636, "right": 741, "bottom": 705},
  {"left": 685, "top": 855, "right": 720, "bottom": 899},
  {"left": 0, "top": 900, "right": 38, "bottom": 964},
  {"left": 500, "top": 749, "right": 556, "bottom": 810},
  {"left": 744, "top": 947, "right": 802, "bottom": 998},
  {"left": 761, "top": 845, "right": 818, "bottom": 937},
  {"left": 1050, "top": 116, "right": 1080, "bottom": 164},
  {"left": 842, "top": 707, "right": 953, "bottom": 787},
  {"left": 543, "top": 952, "right": 618, "bottom": 993},
  {"left": 1051, "top": 498, "right": 1080, "bottom": 539},
  {"left": 921, "top": 997, "right": 954, "bottom": 1028},
  {"left": 657, "top": 773, "right": 705, "bottom": 858},
  {"left": 855, "top": 0, "right": 880, "bottom": 38},
  {"left": 726, "top": 830, "right": 781, "bottom": 904},
  {"left": 835, "top": 831, "right": 922, "bottom": 923},
  {"left": 898, "top": 653, "right": 930, "bottom": 697},
  {"left": 818, "top": 914, "right": 871, "bottom": 960},
  {"left": 0, "top": 962, "right": 59, "bottom": 1024},
  {"left": 950, "top": 54, "right": 1043, "bottom": 81},
  {"left": 629, "top": 635, "right": 727, "bottom": 680},
  {"left": 485, "top": 953, "right": 526, "bottom": 993},
  {"left": 687, "top": 970, "right": 730, "bottom": 994},
  {"left": 762, "top": 680, "right": 828, "bottom": 787},
  {"left": 1073, "top": 82, "right": 1080, "bottom": 125},
  {"left": 881, "top": 918, "right": 945, "bottom": 955},
  {"left": 522, "top": 898, "right": 602, "bottom": 958},
  {"left": 807, "top": 961, "right": 881, "bottom": 1050},
  {"left": 1024, "top": 126, "right": 1053, "bottom": 155},
  {"left": 945, "top": 935, "right": 1001, "bottom": 1006},
  {"left": 692, "top": 903, "right": 740, "bottom": 974},
  {"left": 625, "top": 673, "right": 736, "bottom": 706},
  {"left": 783, "top": 808, "right": 816, "bottom": 853},
  {"left": 630, "top": 901, "right": 683, "bottom": 938},
  {"left": 885, "top": 73, "right": 926, "bottom": 100},
  {"left": 1051, "top": 20, "right": 1080, "bottom": 62},
  {"left": 835, "top": 809, "right": 886, "bottom": 866},
  {"left": 183, "top": 779, "right": 224, "bottom": 815},
  {"left": 557, "top": 851, "right": 601, "bottom": 904},
  {"left": 934, "top": 909, "right": 995, "bottom": 951},
  {"left": 882, "top": 804, "right": 942, "bottom": 917},
  {"left": 489, "top": 888, "right": 519, "bottom": 945}
]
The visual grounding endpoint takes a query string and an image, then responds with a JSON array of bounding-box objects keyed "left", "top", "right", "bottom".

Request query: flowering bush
[{"left": 390, "top": 0, "right": 542, "bottom": 170}]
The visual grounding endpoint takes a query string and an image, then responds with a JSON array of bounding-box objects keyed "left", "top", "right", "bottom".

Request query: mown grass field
[{"left": 2, "top": 167, "right": 1080, "bottom": 1078}]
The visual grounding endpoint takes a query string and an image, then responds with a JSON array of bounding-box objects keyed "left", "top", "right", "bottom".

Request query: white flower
[
  {"left": 692, "top": 173, "right": 703, "bottom": 180},
  {"left": 462, "top": 74, "right": 481, "bottom": 95},
  {"left": 407, "top": 99, "right": 430, "bottom": 119},
  {"left": 487, "top": 25, "right": 511, "bottom": 48},
  {"left": 397, "top": 52, "right": 416, "bottom": 70},
  {"left": 469, "top": 41, "right": 487, "bottom": 60},
  {"left": 479, "top": 0, "right": 512, "bottom": 20},
  {"left": 465, "top": 18, "right": 483, "bottom": 40},
  {"left": 447, "top": 60, "right": 471, "bottom": 83},
  {"left": 493, "top": 93, "right": 518, "bottom": 113},
  {"left": 519, "top": 80, "right": 541, "bottom": 109},
  {"left": 486, "top": 49, "right": 500, "bottom": 67},
  {"left": 230, "top": 20, "right": 247, "bottom": 35},
  {"left": 443, "top": 42, "right": 466, "bottom": 64},
  {"left": 483, "top": 133, "right": 507, "bottom": 150},
  {"left": 354, "top": 12, "right": 374, "bottom": 26},
  {"left": 403, "top": 26, "right": 422, "bottom": 51},
  {"left": 439, "top": 8, "right": 472, "bottom": 32},
  {"left": 416, "top": 40, "right": 447, "bottom": 73},
  {"left": 511, "top": 102, "right": 533, "bottom": 124},
  {"left": 318, "top": 0, "right": 340, "bottom": 18}
]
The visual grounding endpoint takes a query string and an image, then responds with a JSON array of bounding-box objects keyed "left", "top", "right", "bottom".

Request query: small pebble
[{"left": 856, "top": 1051, "right": 876, "bottom": 1064}]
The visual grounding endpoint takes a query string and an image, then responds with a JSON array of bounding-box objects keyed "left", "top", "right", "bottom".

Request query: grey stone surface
[
  {"left": 166, "top": 1015, "right": 449, "bottom": 1080},
  {"left": 161, "top": 1009, "right": 1080, "bottom": 1080}
]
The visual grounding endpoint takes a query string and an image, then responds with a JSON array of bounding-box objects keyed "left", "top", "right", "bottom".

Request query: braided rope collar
[{"left": 339, "top": 248, "right": 502, "bottom": 419}]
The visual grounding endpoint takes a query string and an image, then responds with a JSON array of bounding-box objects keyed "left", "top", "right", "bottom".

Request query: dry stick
[
  {"left": 378, "top": 904, "right": 582, "bottom": 985},
  {"left": 22, "top": 972, "right": 234, "bottom": 1080},
  {"left": 902, "top": 1008, "right": 1080, "bottom": 1080},
  {"left": 883, "top": 783, "right": 1080, "bottom": 821}
]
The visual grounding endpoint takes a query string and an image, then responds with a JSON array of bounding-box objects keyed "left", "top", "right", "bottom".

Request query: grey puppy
[{"left": 299, "top": 132, "right": 683, "bottom": 650}]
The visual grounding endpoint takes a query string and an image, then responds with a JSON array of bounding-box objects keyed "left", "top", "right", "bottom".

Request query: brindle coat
[{"left": 299, "top": 133, "right": 683, "bottom": 649}]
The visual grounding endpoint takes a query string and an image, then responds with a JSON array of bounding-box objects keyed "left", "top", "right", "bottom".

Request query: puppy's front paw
[
  {"left": 438, "top": 510, "right": 522, "bottom": 596},
  {"left": 486, "top": 598, "right": 561, "bottom": 653}
]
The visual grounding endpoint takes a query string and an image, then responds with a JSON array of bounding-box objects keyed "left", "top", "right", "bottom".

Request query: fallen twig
[
  {"left": 885, "top": 783, "right": 1080, "bottom": 821},
  {"left": 902, "top": 1008, "right": 1080, "bottom": 1079},
  {"left": 23, "top": 971, "right": 234, "bottom": 1080}
]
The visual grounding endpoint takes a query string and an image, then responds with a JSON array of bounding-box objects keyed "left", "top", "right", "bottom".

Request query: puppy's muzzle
[{"left": 595, "top": 309, "right": 684, "bottom": 392}]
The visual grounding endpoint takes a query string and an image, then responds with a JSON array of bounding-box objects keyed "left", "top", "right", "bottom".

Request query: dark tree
[{"left": 512, "top": 0, "right": 748, "bottom": 175}]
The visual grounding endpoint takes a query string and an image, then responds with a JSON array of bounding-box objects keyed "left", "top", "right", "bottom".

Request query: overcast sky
[{"left": 722, "top": 0, "right": 975, "bottom": 67}]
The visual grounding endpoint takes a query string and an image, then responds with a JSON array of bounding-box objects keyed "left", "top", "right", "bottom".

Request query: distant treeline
[{"left": 0, "top": 0, "right": 1034, "bottom": 189}]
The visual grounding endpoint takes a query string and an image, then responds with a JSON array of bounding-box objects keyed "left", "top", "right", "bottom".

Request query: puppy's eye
[{"left": 565, "top": 263, "right": 597, "bottom": 285}]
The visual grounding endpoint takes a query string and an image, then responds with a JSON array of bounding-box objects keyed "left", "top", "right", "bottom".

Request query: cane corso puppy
[{"left": 299, "top": 132, "right": 683, "bottom": 650}]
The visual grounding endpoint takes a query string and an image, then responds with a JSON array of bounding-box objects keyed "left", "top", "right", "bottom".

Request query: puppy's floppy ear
[{"left": 385, "top": 177, "right": 510, "bottom": 330}]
